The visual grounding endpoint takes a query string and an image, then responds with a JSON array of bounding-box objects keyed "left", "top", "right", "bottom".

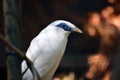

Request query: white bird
[{"left": 22, "top": 20, "right": 82, "bottom": 80}]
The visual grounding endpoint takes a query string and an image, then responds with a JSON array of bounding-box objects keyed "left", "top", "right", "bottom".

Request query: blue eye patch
[{"left": 56, "top": 23, "right": 73, "bottom": 32}]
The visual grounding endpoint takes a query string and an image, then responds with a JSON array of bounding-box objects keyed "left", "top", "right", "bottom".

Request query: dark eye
[
  {"left": 57, "top": 23, "right": 68, "bottom": 30},
  {"left": 56, "top": 23, "right": 73, "bottom": 32},
  {"left": 61, "top": 24, "right": 67, "bottom": 29}
]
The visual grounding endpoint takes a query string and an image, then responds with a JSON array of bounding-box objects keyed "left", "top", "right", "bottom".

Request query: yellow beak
[{"left": 73, "top": 27, "right": 83, "bottom": 33}]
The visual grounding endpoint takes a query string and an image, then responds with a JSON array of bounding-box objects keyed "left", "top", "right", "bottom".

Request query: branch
[{"left": 0, "top": 34, "right": 41, "bottom": 80}]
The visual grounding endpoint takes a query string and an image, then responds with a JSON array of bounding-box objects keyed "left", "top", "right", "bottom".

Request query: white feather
[{"left": 22, "top": 20, "right": 82, "bottom": 80}]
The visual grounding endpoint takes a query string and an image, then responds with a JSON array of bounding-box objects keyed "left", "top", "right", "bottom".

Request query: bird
[{"left": 22, "top": 20, "right": 83, "bottom": 80}]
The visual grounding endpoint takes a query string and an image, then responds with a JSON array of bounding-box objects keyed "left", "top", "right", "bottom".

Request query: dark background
[{"left": 0, "top": 0, "right": 118, "bottom": 79}]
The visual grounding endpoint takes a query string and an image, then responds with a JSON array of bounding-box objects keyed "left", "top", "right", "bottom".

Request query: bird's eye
[
  {"left": 57, "top": 23, "right": 68, "bottom": 30},
  {"left": 56, "top": 23, "right": 73, "bottom": 32},
  {"left": 61, "top": 24, "right": 67, "bottom": 29}
]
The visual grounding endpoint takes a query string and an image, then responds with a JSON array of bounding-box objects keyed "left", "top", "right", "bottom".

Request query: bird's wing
[{"left": 22, "top": 26, "right": 68, "bottom": 79}]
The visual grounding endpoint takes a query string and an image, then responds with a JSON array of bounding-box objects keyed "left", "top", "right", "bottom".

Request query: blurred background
[{"left": 0, "top": 0, "right": 120, "bottom": 80}]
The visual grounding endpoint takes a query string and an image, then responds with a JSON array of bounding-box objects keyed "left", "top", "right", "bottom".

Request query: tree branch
[{"left": 0, "top": 34, "right": 41, "bottom": 80}]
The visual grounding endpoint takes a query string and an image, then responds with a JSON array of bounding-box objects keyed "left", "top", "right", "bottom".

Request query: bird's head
[{"left": 49, "top": 20, "right": 83, "bottom": 34}]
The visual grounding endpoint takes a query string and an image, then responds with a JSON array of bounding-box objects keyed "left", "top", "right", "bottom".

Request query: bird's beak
[{"left": 73, "top": 27, "right": 83, "bottom": 33}]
